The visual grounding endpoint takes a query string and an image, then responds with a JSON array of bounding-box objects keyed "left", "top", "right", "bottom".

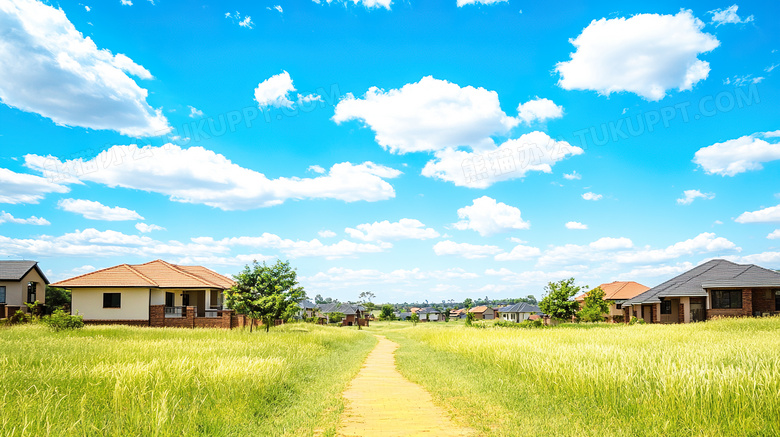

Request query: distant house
[
  {"left": 622, "top": 259, "right": 780, "bottom": 323},
  {"left": 318, "top": 303, "right": 369, "bottom": 326},
  {"left": 296, "top": 299, "right": 318, "bottom": 319},
  {"left": 51, "top": 259, "right": 243, "bottom": 328},
  {"left": 396, "top": 311, "right": 412, "bottom": 320},
  {"left": 499, "top": 303, "right": 541, "bottom": 323},
  {"left": 575, "top": 281, "right": 649, "bottom": 322},
  {"left": 416, "top": 307, "right": 442, "bottom": 321},
  {"left": 0, "top": 260, "right": 49, "bottom": 317},
  {"left": 449, "top": 308, "right": 467, "bottom": 319},
  {"left": 468, "top": 305, "right": 495, "bottom": 320},
  {"left": 409, "top": 307, "right": 421, "bottom": 313}
]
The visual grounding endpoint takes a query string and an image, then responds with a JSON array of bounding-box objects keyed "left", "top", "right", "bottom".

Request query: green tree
[
  {"left": 465, "top": 311, "right": 475, "bottom": 326},
  {"left": 539, "top": 278, "right": 581, "bottom": 321},
  {"left": 329, "top": 312, "right": 345, "bottom": 324},
  {"left": 525, "top": 294, "right": 538, "bottom": 305},
  {"left": 224, "top": 260, "right": 306, "bottom": 332},
  {"left": 359, "top": 291, "right": 376, "bottom": 302},
  {"left": 578, "top": 287, "right": 610, "bottom": 322},
  {"left": 463, "top": 298, "right": 473, "bottom": 309},
  {"left": 379, "top": 304, "right": 395, "bottom": 321},
  {"left": 410, "top": 312, "right": 419, "bottom": 325},
  {"left": 45, "top": 286, "right": 71, "bottom": 311}
]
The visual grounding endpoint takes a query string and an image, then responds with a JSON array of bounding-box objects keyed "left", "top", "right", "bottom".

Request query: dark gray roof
[
  {"left": 416, "top": 307, "right": 441, "bottom": 314},
  {"left": 499, "top": 302, "right": 541, "bottom": 314},
  {"left": 397, "top": 312, "right": 412, "bottom": 319},
  {"left": 298, "top": 299, "right": 317, "bottom": 309},
  {"left": 0, "top": 260, "right": 49, "bottom": 284},
  {"left": 624, "top": 259, "right": 780, "bottom": 306},
  {"left": 318, "top": 303, "right": 363, "bottom": 315}
]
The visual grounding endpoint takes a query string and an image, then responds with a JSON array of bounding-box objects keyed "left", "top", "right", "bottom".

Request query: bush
[
  {"left": 41, "top": 309, "right": 84, "bottom": 331},
  {"left": 628, "top": 316, "right": 646, "bottom": 326},
  {"left": 465, "top": 312, "right": 475, "bottom": 326},
  {"left": 6, "top": 310, "right": 31, "bottom": 326}
]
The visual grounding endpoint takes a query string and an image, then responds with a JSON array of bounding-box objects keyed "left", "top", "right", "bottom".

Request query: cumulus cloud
[
  {"left": 677, "top": 189, "right": 715, "bottom": 205},
  {"left": 457, "top": 0, "right": 507, "bottom": 5},
  {"left": 767, "top": 229, "right": 780, "bottom": 240},
  {"left": 563, "top": 171, "right": 581, "bottom": 180},
  {"left": 188, "top": 106, "right": 203, "bottom": 118},
  {"left": 494, "top": 243, "right": 541, "bottom": 261},
  {"left": 582, "top": 192, "right": 602, "bottom": 201},
  {"left": 135, "top": 223, "right": 165, "bottom": 233},
  {"left": 565, "top": 221, "right": 588, "bottom": 230},
  {"left": 333, "top": 76, "right": 519, "bottom": 154},
  {"left": 25, "top": 144, "right": 402, "bottom": 210},
  {"left": 0, "top": 0, "right": 170, "bottom": 136},
  {"left": 225, "top": 11, "right": 253, "bottom": 28},
  {"left": 614, "top": 233, "right": 738, "bottom": 263},
  {"left": 516, "top": 98, "right": 564, "bottom": 125},
  {"left": 421, "top": 131, "right": 583, "bottom": 188},
  {"left": 735, "top": 204, "right": 780, "bottom": 223},
  {"left": 312, "top": 0, "right": 392, "bottom": 10},
  {"left": 193, "top": 234, "right": 391, "bottom": 260},
  {"left": 345, "top": 218, "right": 439, "bottom": 242},
  {"left": 433, "top": 240, "right": 502, "bottom": 259},
  {"left": 708, "top": 5, "right": 754, "bottom": 26},
  {"left": 318, "top": 230, "right": 337, "bottom": 238},
  {"left": 302, "top": 266, "right": 478, "bottom": 291},
  {"left": 556, "top": 10, "right": 719, "bottom": 101},
  {"left": 0, "top": 167, "right": 69, "bottom": 204},
  {"left": 254, "top": 71, "right": 296, "bottom": 108},
  {"left": 58, "top": 198, "right": 144, "bottom": 221},
  {"left": 453, "top": 196, "right": 530, "bottom": 236},
  {"left": 308, "top": 165, "right": 326, "bottom": 174},
  {"left": 693, "top": 135, "right": 780, "bottom": 176},
  {"left": 0, "top": 211, "right": 50, "bottom": 225}
]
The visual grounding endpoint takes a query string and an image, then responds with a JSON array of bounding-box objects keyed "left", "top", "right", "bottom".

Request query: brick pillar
[
  {"left": 743, "top": 289, "right": 753, "bottom": 316},
  {"left": 149, "top": 305, "right": 165, "bottom": 327},
  {"left": 185, "top": 306, "right": 196, "bottom": 328},
  {"left": 652, "top": 304, "right": 658, "bottom": 324},
  {"left": 221, "top": 309, "right": 233, "bottom": 329},
  {"left": 678, "top": 303, "right": 684, "bottom": 324}
]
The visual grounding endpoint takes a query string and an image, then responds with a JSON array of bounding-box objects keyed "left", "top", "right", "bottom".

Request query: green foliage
[
  {"left": 463, "top": 298, "right": 473, "bottom": 309},
  {"left": 41, "top": 309, "right": 84, "bottom": 331},
  {"left": 410, "top": 312, "right": 419, "bottom": 325},
  {"left": 6, "top": 310, "right": 31, "bottom": 326},
  {"left": 224, "top": 260, "right": 306, "bottom": 332},
  {"left": 329, "top": 312, "right": 345, "bottom": 324},
  {"left": 539, "top": 278, "right": 581, "bottom": 321},
  {"left": 379, "top": 304, "right": 395, "bottom": 321},
  {"left": 629, "top": 316, "right": 646, "bottom": 325},
  {"left": 45, "top": 286, "right": 71, "bottom": 311},
  {"left": 465, "top": 312, "right": 475, "bottom": 326},
  {"left": 578, "top": 286, "right": 610, "bottom": 322}
]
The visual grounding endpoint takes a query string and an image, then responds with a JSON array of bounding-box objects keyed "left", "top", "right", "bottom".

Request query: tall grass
[
  {"left": 382, "top": 318, "right": 780, "bottom": 436},
  {"left": 0, "top": 324, "right": 375, "bottom": 437}
]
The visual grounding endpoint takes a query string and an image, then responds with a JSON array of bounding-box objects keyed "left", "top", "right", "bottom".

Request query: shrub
[
  {"left": 41, "top": 309, "right": 84, "bottom": 331},
  {"left": 6, "top": 310, "right": 31, "bottom": 326},
  {"left": 465, "top": 312, "right": 475, "bottom": 326}
]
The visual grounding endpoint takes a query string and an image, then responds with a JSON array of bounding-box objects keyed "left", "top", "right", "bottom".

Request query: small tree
[
  {"left": 224, "top": 260, "right": 306, "bottom": 333},
  {"left": 379, "top": 304, "right": 395, "bottom": 321},
  {"left": 463, "top": 298, "right": 473, "bottom": 309},
  {"left": 539, "top": 278, "right": 581, "bottom": 321},
  {"left": 45, "top": 286, "right": 71, "bottom": 311},
  {"left": 465, "top": 312, "right": 475, "bottom": 326},
  {"left": 329, "top": 312, "right": 345, "bottom": 324},
  {"left": 410, "top": 312, "right": 419, "bottom": 325},
  {"left": 579, "top": 287, "right": 610, "bottom": 322},
  {"left": 443, "top": 309, "right": 450, "bottom": 322}
]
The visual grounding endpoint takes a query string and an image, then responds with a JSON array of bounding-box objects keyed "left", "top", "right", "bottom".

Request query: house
[
  {"left": 318, "top": 303, "right": 369, "bottom": 326},
  {"left": 0, "top": 260, "right": 49, "bottom": 318},
  {"left": 621, "top": 259, "right": 780, "bottom": 324},
  {"left": 409, "top": 307, "right": 421, "bottom": 313},
  {"left": 416, "top": 307, "right": 442, "bottom": 321},
  {"left": 396, "top": 311, "right": 413, "bottom": 320},
  {"left": 575, "top": 281, "right": 650, "bottom": 322},
  {"left": 51, "top": 259, "right": 244, "bottom": 328},
  {"left": 499, "top": 303, "right": 542, "bottom": 323},
  {"left": 296, "top": 299, "right": 318, "bottom": 319},
  {"left": 468, "top": 305, "right": 495, "bottom": 320},
  {"left": 449, "top": 308, "right": 467, "bottom": 319}
]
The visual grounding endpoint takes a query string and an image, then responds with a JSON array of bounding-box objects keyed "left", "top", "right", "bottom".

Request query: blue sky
[{"left": 1, "top": 0, "right": 779, "bottom": 303}]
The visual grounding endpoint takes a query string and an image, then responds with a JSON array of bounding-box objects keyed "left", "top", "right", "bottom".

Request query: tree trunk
[{"left": 250, "top": 318, "right": 254, "bottom": 333}]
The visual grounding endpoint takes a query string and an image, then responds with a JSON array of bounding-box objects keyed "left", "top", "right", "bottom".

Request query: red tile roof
[
  {"left": 52, "top": 259, "right": 234, "bottom": 289},
  {"left": 575, "top": 281, "right": 650, "bottom": 302}
]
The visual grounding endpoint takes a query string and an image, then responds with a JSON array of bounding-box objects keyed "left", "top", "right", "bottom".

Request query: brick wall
[
  {"left": 707, "top": 288, "right": 753, "bottom": 319},
  {"left": 652, "top": 304, "right": 659, "bottom": 323},
  {"left": 752, "top": 289, "right": 776, "bottom": 315},
  {"left": 84, "top": 320, "right": 149, "bottom": 326},
  {"left": 678, "top": 303, "right": 685, "bottom": 324}
]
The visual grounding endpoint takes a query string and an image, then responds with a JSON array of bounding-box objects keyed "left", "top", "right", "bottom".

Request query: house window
[
  {"left": 103, "top": 293, "right": 121, "bottom": 308},
  {"left": 615, "top": 303, "right": 622, "bottom": 310},
  {"left": 711, "top": 290, "right": 743, "bottom": 309},
  {"left": 27, "top": 282, "right": 37, "bottom": 303},
  {"left": 661, "top": 300, "right": 672, "bottom": 315},
  {"left": 0, "top": 286, "right": 5, "bottom": 304},
  {"left": 165, "top": 292, "right": 174, "bottom": 307}
]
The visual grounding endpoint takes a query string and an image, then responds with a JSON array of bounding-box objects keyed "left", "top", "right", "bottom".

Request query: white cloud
[
  {"left": 135, "top": 222, "right": 165, "bottom": 233},
  {"left": 58, "top": 198, "right": 144, "bottom": 221},
  {"left": 693, "top": 135, "right": 780, "bottom": 176},
  {"left": 590, "top": 237, "right": 634, "bottom": 251},
  {"left": 563, "top": 171, "right": 581, "bottom": 180},
  {"left": 453, "top": 196, "right": 530, "bottom": 236},
  {"left": 312, "top": 0, "right": 392, "bottom": 10},
  {"left": 333, "top": 76, "right": 519, "bottom": 154},
  {"left": 175, "top": 253, "right": 276, "bottom": 267},
  {"left": 345, "top": 218, "right": 439, "bottom": 242},
  {"left": 565, "top": 221, "right": 588, "bottom": 230},
  {"left": 516, "top": 98, "right": 563, "bottom": 125},
  {"left": 192, "top": 234, "right": 391, "bottom": 260},
  {"left": 709, "top": 5, "right": 754, "bottom": 26},
  {"left": 302, "top": 266, "right": 478, "bottom": 291},
  {"left": 0, "top": 0, "right": 170, "bottom": 136},
  {"left": 271, "top": 5, "right": 283, "bottom": 13},
  {"left": 494, "top": 244, "right": 541, "bottom": 261},
  {"left": 421, "top": 131, "right": 583, "bottom": 188},
  {"left": 308, "top": 165, "right": 326, "bottom": 174},
  {"left": 556, "top": 10, "right": 719, "bottom": 101},
  {"left": 767, "top": 229, "right": 780, "bottom": 240},
  {"left": 735, "top": 204, "right": 780, "bottom": 223},
  {"left": 433, "top": 240, "right": 502, "bottom": 259},
  {"left": 614, "top": 233, "right": 738, "bottom": 264},
  {"left": 727, "top": 251, "right": 780, "bottom": 266},
  {"left": 84, "top": 5, "right": 90, "bottom": 11},
  {"left": 120, "top": 0, "right": 132, "bottom": 5},
  {"left": 25, "top": 144, "right": 401, "bottom": 210},
  {"left": 537, "top": 237, "right": 633, "bottom": 266},
  {"left": 0, "top": 167, "right": 70, "bottom": 204},
  {"left": 254, "top": 71, "right": 295, "bottom": 108},
  {"left": 677, "top": 189, "right": 715, "bottom": 205},
  {"left": 0, "top": 211, "right": 50, "bottom": 225},
  {"left": 188, "top": 106, "right": 203, "bottom": 118},
  {"left": 615, "top": 262, "right": 695, "bottom": 280},
  {"left": 457, "top": 0, "right": 507, "bottom": 6},
  {"left": 484, "top": 267, "right": 584, "bottom": 287},
  {"left": 318, "top": 230, "right": 337, "bottom": 238},
  {"left": 582, "top": 192, "right": 602, "bottom": 201},
  {"left": 723, "top": 74, "right": 763, "bottom": 86},
  {"left": 239, "top": 16, "right": 253, "bottom": 28}
]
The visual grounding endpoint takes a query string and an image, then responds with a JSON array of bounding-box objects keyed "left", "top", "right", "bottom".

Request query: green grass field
[
  {"left": 373, "top": 318, "right": 780, "bottom": 437},
  {"left": 3, "top": 318, "right": 779, "bottom": 436},
  {"left": 0, "top": 324, "right": 375, "bottom": 437}
]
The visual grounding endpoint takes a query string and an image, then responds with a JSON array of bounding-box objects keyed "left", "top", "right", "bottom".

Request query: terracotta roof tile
[
  {"left": 52, "top": 259, "right": 234, "bottom": 289},
  {"left": 575, "top": 281, "right": 650, "bottom": 302}
]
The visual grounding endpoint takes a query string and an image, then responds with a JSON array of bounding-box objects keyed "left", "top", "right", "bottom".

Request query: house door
[
  {"left": 690, "top": 300, "right": 705, "bottom": 322},
  {"left": 642, "top": 305, "right": 652, "bottom": 323},
  {"left": 165, "top": 292, "right": 174, "bottom": 307},
  {"left": 182, "top": 293, "right": 190, "bottom": 306}
]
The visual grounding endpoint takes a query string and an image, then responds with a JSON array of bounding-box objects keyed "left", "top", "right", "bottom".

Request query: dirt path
[{"left": 337, "top": 335, "right": 475, "bottom": 436}]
